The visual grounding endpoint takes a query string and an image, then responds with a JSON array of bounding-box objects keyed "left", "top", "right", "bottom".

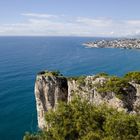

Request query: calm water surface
[{"left": 0, "top": 36, "right": 140, "bottom": 140}]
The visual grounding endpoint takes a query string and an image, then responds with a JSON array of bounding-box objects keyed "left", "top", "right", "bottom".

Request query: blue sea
[{"left": 0, "top": 36, "right": 140, "bottom": 140}]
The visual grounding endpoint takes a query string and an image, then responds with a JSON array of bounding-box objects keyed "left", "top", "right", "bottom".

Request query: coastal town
[{"left": 83, "top": 38, "right": 140, "bottom": 49}]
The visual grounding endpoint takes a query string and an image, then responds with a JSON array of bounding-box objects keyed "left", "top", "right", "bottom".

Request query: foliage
[
  {"left": 76, "top": 76, "right": 86, "bottom": 86},
  {"left": 81, "top": 132, "right": 101, "bottom": 140},
  {"left": 23, "top": 98, "right": 140, "bottom": 140},
  {"left": 23, "top": 132, "right": 42, "bottom": 140},
  {"left": 67, "top": 76, "right": 79, "bottom": 81},
  {"left": 38, "top": 70, "right": 63, "bottom": 77},
  {"left": 95, "top": 76, "right": 130, "bottom": 99},
  {"left": 104, "top": 114, "right": 139, "bottom": 140},
  {"left": 124, "top": 71, "right": 140, "bottom": 84},
  {"left": 94, "top": 72, "right": 109, "bottom": 79},
  {"left": 68, "top": 76, "right": 86, "bottom": 86},
  {"left": 97, "top": 72, "right": 109, "bottom": 77}
]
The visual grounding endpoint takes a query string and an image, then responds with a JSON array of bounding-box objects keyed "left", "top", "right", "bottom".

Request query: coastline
[{"left": 83, "top": 38, "right": 140, "bottom": 49}]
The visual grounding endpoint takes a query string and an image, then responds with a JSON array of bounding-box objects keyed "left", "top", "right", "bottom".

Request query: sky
[{"left": 0, "top": 0, "right": 140, "bottom": 37}]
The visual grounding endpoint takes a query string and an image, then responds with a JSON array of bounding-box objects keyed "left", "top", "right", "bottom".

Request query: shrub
[
  {"left": 81, "top": 132, "right": 101, "bottom": 140},
  {"left": 76, "top": 76, "right": 86, "bottom": 86},
  {"left": 37, "top": 71, "right": 45, "bottom": 75},
  {"left": 124, "top": 71, "right": 140, "bottom": 84},
  {"left": 24, "top": 98, "right": 140, "bottom": 140},
  {"left": 37, "top": 70, "right": 63, "bottom": 77},
  {"left": 104, "top": 114, "right": 139, "bottom": 140},
  {"left": 96, "top": 76, "right": 130, "bottom": 99},
  {"left": 67, "top": 76, "right": 86, "bottom": 86},
  {"left": 96, "top": 72, "right": 109, "bottom": 78}
]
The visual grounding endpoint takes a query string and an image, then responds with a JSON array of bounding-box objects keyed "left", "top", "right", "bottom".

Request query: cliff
[
  {"left": 34, "top": 71, "right": 140, "bottom": 129},
  {"left": 35, "top": 71, "right": 68, "bottom": 129}
]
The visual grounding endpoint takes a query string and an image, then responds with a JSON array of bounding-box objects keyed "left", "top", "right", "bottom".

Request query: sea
[{"left": 0, "top": 36, "right": 140, "bottom": 140}]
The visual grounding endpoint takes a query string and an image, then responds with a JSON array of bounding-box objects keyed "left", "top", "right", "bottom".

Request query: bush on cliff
[
  {"left": 67, "top": 75, "right": 86, "bottom": 86},
  {"left": 38, "top": 70, "right": 63, "bottom": 77},
  {"left": 23, "top": 97, "right": 140, "bottom": 140},
  {"left": 124, "top": 71, "right": 140, "bottom": 84},
  {"left": 95, "top": 76, "right": 130, "bottom": 99}
]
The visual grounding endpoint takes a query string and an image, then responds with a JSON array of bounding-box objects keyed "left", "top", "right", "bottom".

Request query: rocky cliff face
[
  {"left": 35, "top": 74, "right": 68, "bottom": 129},
  {"left": 34, "top": 72, "right": 140, "bottom": 129},
  {"left": 68, "top": 76, "right": 137, "bottom": 112}
]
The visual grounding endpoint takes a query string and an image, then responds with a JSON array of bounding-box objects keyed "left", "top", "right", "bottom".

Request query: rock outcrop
[
  {"left": 35, "top": 73, "right": 68, "bottom": 129},
  {"left": 34, "top": 71, "right": 140, "bottom": 129},
  {"left": 68, "top": 76, "right": 137, "bottom": 112}
]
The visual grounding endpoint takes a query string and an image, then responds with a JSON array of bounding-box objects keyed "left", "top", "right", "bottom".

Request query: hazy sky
[{"left": 0, "top": 0, "right": 140, "bottom": 37}]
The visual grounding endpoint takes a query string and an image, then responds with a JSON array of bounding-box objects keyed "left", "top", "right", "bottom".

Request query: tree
[{"left": 23, "top": 98, "right": 140, "bottom": 140}]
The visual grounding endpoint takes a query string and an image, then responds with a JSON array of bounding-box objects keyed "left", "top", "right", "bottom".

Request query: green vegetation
[
  {"left": 38, "top": 71, "right": 140, "bottom": 84},
  {"left": 93, "top": 71, "right": 140, "bottom": 99},
  {"left": 94, "top": 72, "right": 109, "bottom": 79},
  {"left": 97, "top": 72, "right": 109, "bottom": 77},
  {"left": 76, "top": 76, "right": 86, "bottom": 86},
  {"left": 67, "top": 76, "right": 80, "bottom": 81},
  {"left": 25, "top": 71, "right": 140, "bottom": 140},
  {"left": 38, "top": 70, "right": 63, "bottom": 77},
  {"left": 24, "top": 98, "right": 140, "bottom": 140},
  {"left": 95, "top": 76, "right": 130, "bottom": 99},
  {"left": 124, "top": 71, "right": 140, "bottom": 84},
  {"left": 68, "top": 71, "right": 140, "bottom": 99},
  {"left": 68, "top": 75, "right": 86, "bottom": 86}
]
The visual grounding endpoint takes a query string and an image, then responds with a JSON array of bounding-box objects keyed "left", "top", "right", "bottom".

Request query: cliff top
[
  {"left": 37, "top": 70, "right": 63, "bottom": 77},
  {"left": 37, "top": 70, "right": 140, "bottom": 84},
  {"left": 25, "top": 70, "right": 140, "bottom": 139}
]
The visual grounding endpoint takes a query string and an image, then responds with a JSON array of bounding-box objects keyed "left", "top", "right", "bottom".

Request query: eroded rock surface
[
  {"left": 35, "top": 72, "right": 140, "bottom": 129},
  {"left": 35, "top": 74, "right": 68, "bottom": 129}
]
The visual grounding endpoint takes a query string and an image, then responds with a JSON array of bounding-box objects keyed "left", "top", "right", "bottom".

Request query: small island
[{"left": 83, "top": 38, "right": 140, "bottom": 49}]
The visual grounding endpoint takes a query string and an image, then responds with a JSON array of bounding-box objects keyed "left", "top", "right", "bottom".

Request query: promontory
[
  {"left": 23, "top": 70, "right": 140, "bottom": 140},
  {"left": 83, "top": 38, "right": 140, "bottom": 49},
  {"left": 34, "top": 70, "right": 140, "bottom": 129}
]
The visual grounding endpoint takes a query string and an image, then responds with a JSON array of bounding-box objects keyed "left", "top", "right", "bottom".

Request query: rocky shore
[
  {"left": 83, "top": 38, "right": 140, "bottom": 49},
  {"left": 35, "top": 70, "right": 140, "bottom": 129}
]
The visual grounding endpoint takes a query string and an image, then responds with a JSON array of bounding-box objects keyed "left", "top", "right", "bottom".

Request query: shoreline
[{"left": 83, "top": 38, "right": 140, "bottom": 49}]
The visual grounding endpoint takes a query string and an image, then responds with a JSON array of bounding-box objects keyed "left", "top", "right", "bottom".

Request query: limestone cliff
[
  {"left": 35, "top": 72, "right": 68, "bottom": 129},
  {"left": 34, "top": 71, "right": 140, "bottom": 129}
]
